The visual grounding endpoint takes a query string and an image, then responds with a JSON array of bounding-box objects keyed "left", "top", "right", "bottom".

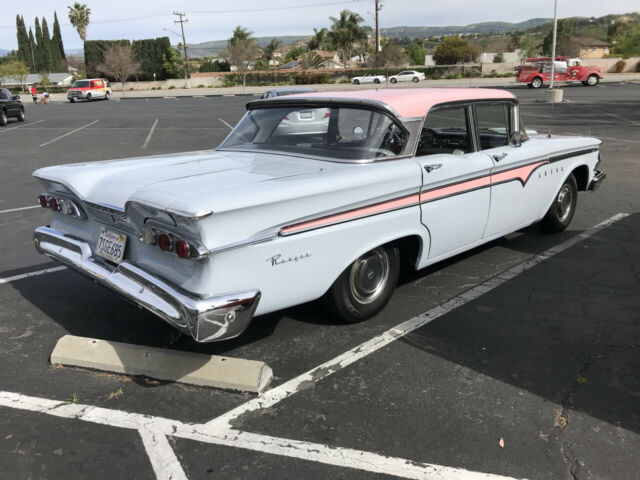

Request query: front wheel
[
  {"left": 531, "top": 77, "right": 543, "bottom": 89},
  {"left": 540, "top": 174, "right": 578, "bottom": 233},
  {"left": 353, "top": 79, "right": 360, "bottom": 85},
  {"left": 69, "top": 98, "right": 75, "bottom": 103},
  {"left": 105, "top": 91, "right": 111, "bottom": 100},
  {"left": 17, "top": 109, "right": 25, "bottom": 122},
  {"left": 87, "top": 93, "right": 92, "bottom": 102},
  {"left": 323, "top": 245, "right": 400, "bottom": 323},
  {"left": 0, "top": 110, "right": 7, "bottom": 126},
  {"left": 586, "top": 74, "right": 599, "bottom": 86}
]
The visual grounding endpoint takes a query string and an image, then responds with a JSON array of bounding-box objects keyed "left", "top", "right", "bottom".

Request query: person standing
[{"left": 30, "top": 85, "right": 37, "bottom": 104}]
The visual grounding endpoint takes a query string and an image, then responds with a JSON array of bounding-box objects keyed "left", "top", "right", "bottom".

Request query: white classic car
[
  {"left": 33, "top": 88, "right": 605, "bottom": 342},
  {"left": 351, "top": 74, "right": 386, "bottom": 85},
  {"left": 389, "top": 70, "right": 426, "bottom": 84}
]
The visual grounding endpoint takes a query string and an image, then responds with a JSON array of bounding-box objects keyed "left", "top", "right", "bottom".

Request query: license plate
[
  {"left": 96, "top": 228, "right": 126, "bottom": 264},
  {"left": 299, "top": 111, "right": 313, "bottom": 119}
]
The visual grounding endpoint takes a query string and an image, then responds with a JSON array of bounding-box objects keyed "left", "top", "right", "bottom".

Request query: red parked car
[{"left": 515, "top": 56, "right": 602, "bottom": 88}]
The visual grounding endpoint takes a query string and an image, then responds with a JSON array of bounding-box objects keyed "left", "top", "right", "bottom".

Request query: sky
[{"left": 1, "top": 0, "right": 638, "bottom": 51}]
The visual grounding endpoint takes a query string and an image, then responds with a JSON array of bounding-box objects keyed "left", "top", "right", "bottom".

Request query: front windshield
[
  {"left": 218, "top": 106, "right": 410, "bottom": 161},
  {"left": 71, "top": 80, "right": 90, "bottom": 88}
]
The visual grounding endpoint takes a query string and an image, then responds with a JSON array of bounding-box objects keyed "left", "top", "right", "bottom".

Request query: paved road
[{"left": 0, "top": 83, "right": 638, "bottom": 479}]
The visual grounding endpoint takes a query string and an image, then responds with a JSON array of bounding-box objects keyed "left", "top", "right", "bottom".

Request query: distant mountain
[
  {"left": 186, "top": 35, "right": 307, "bottom": 58},
  {"left": 380, "top": 18, "right": 553, "bottom": 39},
  {"left": 64, "top": 48, "right": 84, "bottom": 56}
]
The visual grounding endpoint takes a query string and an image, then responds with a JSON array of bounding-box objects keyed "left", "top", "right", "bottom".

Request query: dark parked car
[
  {"left": 0, "top": 88, "right": 25, "bottom": 126},
  {"left": 260, "top": 86, "right": 316, "bottom": 99}
]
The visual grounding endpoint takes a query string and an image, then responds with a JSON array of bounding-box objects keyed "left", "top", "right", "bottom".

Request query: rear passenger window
[
  {"left": 475, "top": 103, "right": 510, "bottom": 149},
  {"left": 416, "top": 106, "right": 472, "bottom": 156}
]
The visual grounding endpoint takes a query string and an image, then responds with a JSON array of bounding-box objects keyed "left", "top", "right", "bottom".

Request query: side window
[
  {"left": 0, "top": 89, "right": 6, "bottom": 100},
  {"left": 416, "top": 106, "right": 472, "bottom": 156},
  {"left": 89, "top": 81, "right": 95, "bottom": 88},
  {"left": 475, "top": 103, "right": 510, "bottom": 150}
]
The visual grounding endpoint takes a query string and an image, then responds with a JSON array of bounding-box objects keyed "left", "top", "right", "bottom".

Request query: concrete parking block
[{"left": 50, "top": 335, "right": 272, "bottom": 393}]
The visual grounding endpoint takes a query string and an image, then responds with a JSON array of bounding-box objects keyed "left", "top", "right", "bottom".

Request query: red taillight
[
  {"left": 39, "top": 195, "right": 47, "bottom": 208},
  {"left": 324, "top": 111, "right": 330, "bottom": 118},
  {"left": 284, "top": 115, "right": 289, "bottom": 120},
  {"left": 157, "top": 233, "right": 171, "bottom": 252},
  {"left": 49, "top": 198, "right": 58, "bottom": 211},
  {"left": 175, "top": 239, "right": 190, "bottom": 258}
]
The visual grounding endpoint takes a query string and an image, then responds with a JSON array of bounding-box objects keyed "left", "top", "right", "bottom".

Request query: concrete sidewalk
[{"left": 40, "top": 72, "right": 640, "bottom": 103}]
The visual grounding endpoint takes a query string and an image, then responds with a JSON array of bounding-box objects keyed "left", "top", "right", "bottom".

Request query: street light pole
[
  {"left": 173, "top": 12, "right": 190, "bottom": 88},
  {"left": 549, "top": 0, "right": 558, "bottom": 89}
]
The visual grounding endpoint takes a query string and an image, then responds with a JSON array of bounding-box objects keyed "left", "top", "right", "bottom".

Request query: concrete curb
[{"left": 50, "top": 335, "right": 273, "bottom": 393}]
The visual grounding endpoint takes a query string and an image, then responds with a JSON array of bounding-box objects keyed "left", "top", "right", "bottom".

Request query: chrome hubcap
[
  {"left": 588, "top": 76, "right": 597, "bottom": 85},
  {"left": 349, "top": 248, "right": 389, "bottom": 304},
  {"left": 557, "top": 185, "right": 573, "bottom": 222}
]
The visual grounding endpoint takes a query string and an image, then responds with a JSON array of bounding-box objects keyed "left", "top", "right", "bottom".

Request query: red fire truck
[{"left": 515, "top": 56, "right": 602, "bottom": 88}]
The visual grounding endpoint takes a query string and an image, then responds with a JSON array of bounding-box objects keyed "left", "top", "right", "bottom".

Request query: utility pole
[
  {"left": 549, "top": 0, "right": 558, "bottom": 89},
  {"left": 375, "top": 0, "right": 382, "bottom": 54},
  {"left": 173, "top": 11, "right": 190, "bottom": 88}
]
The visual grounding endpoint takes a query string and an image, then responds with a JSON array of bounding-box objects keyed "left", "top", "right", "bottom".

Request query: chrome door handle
[
  {"left": 424, "top": 163, "right": 443, "bottom": 173},
  {"left": 492, "top": 152, "right": 508, "bottom": 162}
]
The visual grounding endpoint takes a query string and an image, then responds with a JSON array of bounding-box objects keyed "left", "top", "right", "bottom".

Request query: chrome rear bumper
[{"left": 34, "top": 226, "right": 260, "bottom": 342}]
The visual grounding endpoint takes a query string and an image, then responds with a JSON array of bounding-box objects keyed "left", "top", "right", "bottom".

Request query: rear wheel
[
  {"left": 540, "top": 174, "right": 578, "bottom": 233},
  {"left": 531, "top": 77, "right": 543, "bottom": 89},
  {"left": 323, "top": 245, "right": 400, "bottom": 323},
  {"left": 390, "top": 78, "right": 397, "bottom": 84},
  {"left": 374, "top": 78, "right": 380, "bottom": 84},
  {"left": 87, "top": 93, "right": 92, "bottom": 102},
  {"left": 412, "top": 76, "right": 419, "bottom": 83},
  {"left": 105, "top": 91, "right": 111, "bottom": 100},
  {"left": 0, "top": 109, "right": 7, "bottom": 126},
  {"left": 586, "top": 74, "right": 599, "bottom": 86}
]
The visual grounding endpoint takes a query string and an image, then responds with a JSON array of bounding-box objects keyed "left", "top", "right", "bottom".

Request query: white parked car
[
  {"left": 33, "top": 88, "right": 605, "bottom": 342},
  {"left": 389, "top": 70, "right": 425, "bottom": 84},
  {"left": 351, "top": 74, "right": 386, "bottom": 85}
]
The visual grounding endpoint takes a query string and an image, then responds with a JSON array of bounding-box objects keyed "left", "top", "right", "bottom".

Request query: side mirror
[
  {"left": 13, "top": 95, "right": 20, "bottom": 100},
  {"left": 510, "top": 131, "right": 521, "bottom": 147}
]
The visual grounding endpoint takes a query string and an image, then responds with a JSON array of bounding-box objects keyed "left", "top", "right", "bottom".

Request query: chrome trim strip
[{"left": 34, "top": 226, "right": 260, "bottom": 342}]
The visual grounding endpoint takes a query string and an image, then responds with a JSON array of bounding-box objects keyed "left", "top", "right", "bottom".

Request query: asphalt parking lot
[{"left": 1, "top": 83, "right": 639, "bottom": 479}]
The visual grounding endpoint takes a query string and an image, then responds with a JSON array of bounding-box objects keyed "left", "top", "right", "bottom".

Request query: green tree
[
  {"left": 0, "top": 60, "right": 30, "bottom": 90},
  {"left": 307, "top": 28, "right": 329, "bottom": 50},
  {"left": 327, "top": 10, "right": 369, "bottom": 67},
  {"left": 372, "top": 43, "right": 407, "bottom": 67},
  {"left": 542, "top": 19, "right": 577, "bottom": 56},
  {"left": 407, "top": 41, "right": 426, "bottom": 66},
  {"left": 298, "top": 51, "right": 324, "bottom": 69},
  {"left": 162, "top": 46, "right": 185, "bottom": 78},
  {"left": 34, "top": 17, "right": 45, "bottom": 72},
  {"left": 283, "top": 46, "right": 308, "bottom": 63},
  {"left": 27, "top": 28, "right": 36, "bottom": 71},
  {"left": 53, "top": 12, "right": 66, "bottom": 60},
  {"left": 41, "top": 18, "right": 56, "bottom": 72},
  {"left": 262, "top": 38, "right": 281, "bottom": 68},
  {"left": 610, "top": 22, "right": 640, "bottom": 57},
  {"left": 68, "top": 3, "right": 91, "bottom": 42},
  {"left": 15, "top": 16, "right": 30, "bottom": 68},
  {"left": 433, "top": 36, "right": 480, "bottom": 65},
  {"left": 223, "top": 27, "right": 259, "bottom": 91},
  {"left": 229, "top": 26, "right": 252, "bottom": 47}
]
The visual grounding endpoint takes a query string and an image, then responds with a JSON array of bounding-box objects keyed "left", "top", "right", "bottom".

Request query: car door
[
  {"left": 0, "top": 88, "right": 15, "bottom": 115},
  {"left": 415, "top": 103, "right": 493, "bottom": 262},
  {"left": 398, "top": 71, "right": 410, "bottom": 82},
  {"left": 475, "top": 101, "right": 551, "bottom": 237}
]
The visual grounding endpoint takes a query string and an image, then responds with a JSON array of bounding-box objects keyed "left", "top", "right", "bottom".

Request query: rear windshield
[
  {"left": 218, "top": 105, "right": 410, "bottom": 161},
  {"left": 71, "top": 80, "right": 90, "bottom": 88}
]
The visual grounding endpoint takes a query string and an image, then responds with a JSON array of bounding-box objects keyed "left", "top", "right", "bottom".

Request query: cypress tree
[
  {"left": 53, "top": 12, "right": 66, "bottom": 60},
  {"left": 34, "top": 17, "right": 44, "bottom": 71},
  {"left": 27, "top": 28, "right": 36, "bottom": 71},
  {"left": 42, "top": 18, "right": 56, "bottom": 72},
  {"left": 15, "top": 16, "right": 25, "bottom": 63}
]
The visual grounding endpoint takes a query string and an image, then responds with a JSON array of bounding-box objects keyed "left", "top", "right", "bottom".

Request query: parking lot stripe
[
  {"left": 0, "top": 205, "right": 39, "bottom": 214},
  {"left": 39, "top": 119, "right": 99, "bottom": 147},
  {"left": 0, "top": 266, "right": 66, "bottom": 285},
  {"left": 203, "top": 213, "right": 629, "bottom": 432},
  {"left": 0, "top": 120, "right": 43, "bottom": 133},
  {"left": 142, "top": 118, "right": 159, "bottom": 149},
  {"left": 219, "top": 118, "right": 234, "bottom": 130},
  {"left": 0, "top": 391, "right": 521, "bottom": 480}
]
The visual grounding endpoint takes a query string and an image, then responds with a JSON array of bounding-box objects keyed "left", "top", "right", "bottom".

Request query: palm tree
[
  {"left": 262, "top": 38, "right": 282, "bottom": 69},
  {"left": 307, "top": 28, "right": 329, "bottom": 51},
  {"left": 328, "top": 10, "right": 368, "bottom": 67},
  {"left": 67, "top": 3, "right": 91, "bottom": 42},
  {"left": 229, "top": 26, "right": 253, "bottom": 47},
  {"left": 299, "top": 51, "right": 324, "bottom": 70}
]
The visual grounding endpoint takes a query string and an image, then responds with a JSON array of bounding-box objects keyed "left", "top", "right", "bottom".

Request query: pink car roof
[{"left": 281, "top": 88, "right": 515, "bottom": 118}]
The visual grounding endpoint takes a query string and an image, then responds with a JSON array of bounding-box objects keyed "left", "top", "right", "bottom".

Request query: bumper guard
[
  {"left": 588, "top": 170, "right": 606, "bottom": 191},
  {"left": 34, "top": 226, "right": 260, "bottom": 342}
]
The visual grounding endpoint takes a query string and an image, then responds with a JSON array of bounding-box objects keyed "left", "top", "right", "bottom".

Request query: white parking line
[
  {"left": 219, "top": 118, "right": 234, "bottom": 130},
  {"left": 142, "top": 118, "right": 159, "bottom": 149},
  {"left": 0, "top": 391, "right": 521, "bottom": 480},
  {"left": 203, "top": 213, "right": 630, "bottom": 432},
  {"left": 39, "top": 119, "right": 99, "bottom": 147},
  {"left": 0, "top": 266, "right": 66, "bottom": 285},
  {"left": 0, "top": 205, "right": 40, "bottom": 214},
  {"left": 0, "top": 120, "right": 44, "bottom": 133}
]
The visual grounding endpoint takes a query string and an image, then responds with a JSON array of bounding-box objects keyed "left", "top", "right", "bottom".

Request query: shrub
[
  {"left": 168, "top": 85, "right": 175, "bottom": 89},
  {"left": 197, "top": 84, "right": 205, "bottom": 88},
  {"left": 614, "top": 60, "right": 626, "bottom": 73},
  {"left": 339, "top": 78, "right": 351, "bottom": 83}
]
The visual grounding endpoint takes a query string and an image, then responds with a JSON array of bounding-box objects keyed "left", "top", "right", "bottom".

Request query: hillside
[
  {"left": 187, "top": 35, "right": 308, "bottom": 57},
  {"left": 380, "top": 18, "right": 552, "bottom": 39}
]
